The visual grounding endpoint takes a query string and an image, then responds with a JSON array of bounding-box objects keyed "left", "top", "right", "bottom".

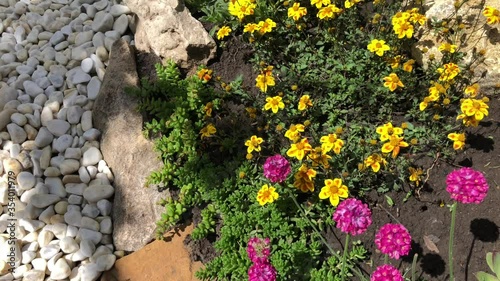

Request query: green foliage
[
  {"left": 191, "top": 204, "right": 218, "bottom": 240},
  {"left": 476, "top": 252, "right": 500, "bottom": 281}
]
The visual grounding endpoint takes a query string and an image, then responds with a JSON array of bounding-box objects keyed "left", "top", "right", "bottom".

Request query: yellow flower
[
  {"left": 381, "top": 135, "right": 409, "bottom": 158},
  {"left": 367, "top": 39, "right": 391, "bottom": 56},
  {"left": 293, "top": 164, "right": 317, "bottom": 192},
  {"left": 388, "top": 55, "right": 401, "bottom": 68},
  {"left": 256, "top": 184, "right": 279, "bottom": 206},
  {"left": 257, "top": 18, "right": 277, "bottom": 34},
  {"left": 420, "top": 96, "right": 431, "bottom": 111},
  {"left": 298, "top": 95, "right": 313, "bottom": 111},
  {"left": 285, "top": 124, "right": 305, "bottom": 142},
  {"left": 311, "top": 0, "right": 331, "bottom": 8},
  {"left": 217, "top": 26, "right": 232, "bottom": 40},
  {"left": 465, "top": 83, "right": 480, "bottom": 97},
  {"left": 403, "top": 59, "right": 415, "bottom": 72},
  {"left": 317, "top": 4, "right": 341, "bottom": 20},
  {"left": 372, "top": 13, "right": 382, "bottom": 24},
  {"left": 460, "top": 98, "right": 489, "bottom": 121},
  {"left": 228, "top": 0, "right": 256, "bottom": 21},
  {"left": 429, "top": 82, "right": 448, "bottom": 100},
  {"left": 320, "top": 133, "right": 344, "bottom": 154},
  {"left": 447, "top": 132, "right": 465, "bottom": 150},
  {"left": 264, "top": 96, "right": 285, "bottom": 113},
  {"left": 391, "top": 12, "right": 410, "bottom": 25},
  {"left": 409, "top": 167, "right": 423, "bottom": 186},
  {"left": 383, "top": 73, "right": 404, "bottom": 91},
  {"left": 200, "top": 123, "right": 216, "bottom": 138},
  {"left": 245, "top": 135, "right": 264, "bottom": 153},
  {"left": 437, "top": 63, "right": 460, "bottom": 81},
  {"left": 246, "top": 107, "right": 257, "bottom": 119},
  {"left": 456, "top": 113, "right": 480, "bottom": 127},
  {"left": 393, "top": 21, "right": 414, "bottom": 39},
  {"left": 204, "top": 102, "right": 213, "bottom": 117},
  {"left": 376, "top": 122, "right": 403, "bottom": 142},
  {"left": 243, "top": 23, "right": 259, "bottom": 33},
  {"left": 409, "top": 10, "right": 426, "bottom": 25},
  {"left": 287, "top": 138, "right": 313, "bottom": 160},
  {"left": 288, "top": 2, "right": 307, "bottom": 21},
  {"left": 363, "top": 153, "right": 387, "bottom": 172},
  {"left": 308, "top": 147, "right": 331, "bottom": 168},
  {"left": 484, "top": 6, "right": 500, "bottom": 25},
  {"left": 438, "top": 43, "right": 457, "bottom": 53},
  {"left": 319, "top": 178, "right": 348, "bottom": 206},
  {"left": 255, "top": 73, "right": 276, "bottom": 92},
  {"left": 344, "top": 0, "right": 361, "bottom": 8},
  {"left": 197, "top": 68, "right": 213, "bottom": 82}
]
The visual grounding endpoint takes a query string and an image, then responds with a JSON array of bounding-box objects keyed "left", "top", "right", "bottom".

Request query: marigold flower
[
  {"left": 391, "top": 12, "right": 410, "bottom": 25},
  {"left": 257, "top": 18, "right": 277, "bottom": 34},
  {"left": 246, "top": 107, "right": 257, "bottom": 119},
  {"left": 371, "top": 264, "right": 404, "bottom": 281},
  {"left": 217, "top": 26, "right": 232, "bottom": 40},
  {"left": 447, "top": 132, "right": 465, "bottom": 150},
  {"left": 333, "top": 198, "right": 372, "bottom": 236},
  {"left": 287, "top": 138, "right": 313, "bottom": 160},
  {"left": 293, "top": 164, "right": 317, "bottom": 192},
  {"left": 247, "top": 237, "right": 271, "bottom": 263},
  {"left": 388, "top": 55, "right": 401, "bottom": 68},
  {"left": 228, "top": 0, "right": 256, "bottom": 21},
  {"left": 284, "top": 124, "right": 305, "bottom": 142},
  {"left": 437, "top": 63, "right": 460, "bottom": 81},
  {"left": 364, "top": 153, "right": 387, "bottom": 173},
  {"left": 244, "top": 23, "right": 259, "bottom": 33},
  {"left": 200, "top": 123, "right": 216, "bottom": 138},
  {"left": 446, "top": 167, "right": 489, "bottom": 204},
  {"left": 465, "top": 83, "right": 480, "bottom": 97},
  {"left": 197, "top": 68, "right": 213, "bottom": 82},
  {"left": 429, "top": 82, "right": 448, "bottom": 100},
  {"left": 320, "top": 133, "right": 344, "bottom": 154},
  {"left": 409, "top": 10, "right": 426, "bottom": 25},
  {"left": 483, "top": 6, "right": 500, "bottom": 25},
  {"left": 344, "top": 0, "right": 361, "bottom": 9},
  {"left": 402, "top": 59, "right": 415, "bottom": 72},
  {"left": 256, "top": 73, "right": 276, "bottom": 93},
  {"left": 248, "top": 261, "right": 277, "bottom": 281},
  {"left": 381, "top": 135, "right": 409, "bottom": 158},
  {"left": 263, "top": 155, "right": 291, "bottom": 183},
  {"left": 256, "top": 184, "right": 279, "bottom": 206},
  {"left": 311, "top": 0, "right": 331, "bottom": 8},
  {"left": 298, "top": 95, "right": 313, "bottom": 111},
  {"left": 367, "top": 39, "right": 390, "bottom": 56},
  {"left": 317, "top": 4, "right": 341, "bottom": 19},
  {"left": 383, "top": 73, "right": 404, "bottom": 91},
  {"left": 319, "top": 178, "right": 348, "bottom": 206},
  {"left": 308, "top": 147, "right": 332, "bottom": 168},
  {"left": 460, "top": 98, "right": 489, "bottom": 121},
  {"left": 245, "top": 135, "right": 264, "bottom": 154},
  {"left": 409, "top": 167, "right": 423, "bottom": 186},
  {"left": 393, "top": 21, "right": 414, "bottom": 39},
  {"left": 438, "top": 42, "right": 457, "bottom": 53},
  {"left": 204, "top": 102, "right": 213, "bottom": 116},
  {"left": 288, "top": 2, "right": 307, "bottom": 21},
  {"left": 456, "top": 113, "right": 480, "bottom": 127},
  {"left": 375, "top": 223, "right": 412, "bottom": 259},
  {"left": 264, "top": 96, "right": 284, "bottom": 113},
  {"left": 376, "top": 122, "right": 403, "bottom": 142}
]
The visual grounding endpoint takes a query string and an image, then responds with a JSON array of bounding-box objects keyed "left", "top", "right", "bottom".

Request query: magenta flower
[
  {"left": 263, "top": 155, "right": 291, "bottom": 183},
  {"left": 375, "top": 223, "right": 412, "bottom": 259},
  {"left": 370, "top": 264, "right": 404, "bottom": 281},
  {"left": 248, "top": 261, "right": 277, "bottom": 281},
  {"left": 333, "top": 198, "right": 372, "bottom": 236},
  {"left": 446, "top": 167, "right": 488, "bottom": 204},
  {"left": 247, "top": 237, "right": 271, "bottom": 264}
]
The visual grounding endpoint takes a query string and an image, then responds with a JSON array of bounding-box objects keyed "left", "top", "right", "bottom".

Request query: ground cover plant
[{"left": 129, "top": 0, "right": 500, "bottom": 280}]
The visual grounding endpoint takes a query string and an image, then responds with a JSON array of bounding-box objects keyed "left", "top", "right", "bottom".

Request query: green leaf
[
  {"left": 385, "top": 195, "right": 394, "bottom": 207},
  {"left": 474, "top": 271, "right": 499, "bottom": 281}
]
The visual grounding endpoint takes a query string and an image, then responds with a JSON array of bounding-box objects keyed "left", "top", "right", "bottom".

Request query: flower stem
[
  {"left": 411, "top": 253, "right": 418, "bottom": 281},
  {"left": 341, "top": 234, "right": 350, "bottom": 281},
  {"left": 449, "top": 201, "right": 457, "bottom": 281}
]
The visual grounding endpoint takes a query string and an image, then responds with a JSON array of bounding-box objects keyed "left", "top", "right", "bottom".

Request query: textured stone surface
[{"left": 93, "top": 39, "right": 167, "bottom": 251}]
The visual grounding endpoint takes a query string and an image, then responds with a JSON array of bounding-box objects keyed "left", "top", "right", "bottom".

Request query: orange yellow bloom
[
  {"left": 217, "top": 26, "right": 231, "bottom": 40},
  {"left": 447, "top": 132, "right": 465, "bottom": 150},
  {"left": 285, "top": 124, "right": 305, "bottom": 142},
  {"left": 483, "top": 6, "right": 500, "bottom": 25},
  {"left": 308, "top": 147, "right": 331, "bottom": 168},
  {"left": 456, "top": 114, "right": 480, "bottom": 127},
  {"left": 363, "top": 154, "right": 387, "bottom": 172},
  {"left": 255, "top": 68, "right": 276, "bottom": 93},
  {"left": 438, "top": 43, "right": 457, "bottom": 53},
  {"left": 293, "top": 164, "right": 317, "bottom": 192},
  {"left": 245, "top": 135, "right": 264, "bottom": 153},
  {"left": 298, "top": 95, "right": 313, "bottom": 111},
  {"left": 243, "top": 23, "right": 259, "bottom": 33},
  {"left": 287, "top": 138, "right": 313, "bottom": 160},
  {"left": 228, "top": 0, "right": 256, "bottom": 21},
  {"left": 204, "top": 102, "right": 213, "bottom": 116},
  {"left": 319, "top": 178, "right": 348, "bottom": 206},
  {"left": 288, "top": 2, "right": 307, "bottom": 21},
  {"left": 409, "top": 167, "right": 423, "bottom": 186},
  {"left": 367, "top": 39, "right": 391, "bottom": 56},
  {"left": 264, "top": 96, "right": 285, "bottom": 113},
  {"left": 256, "top": 184, "right": 279, "bottom": 205},
  {"left": 383, "top": 73, "right": 404, "bottom": 91},
  {"left": 437, "top": 63, "right": 460, "bottom": 81},
  {"left": 344, "top": 0, "right": 361, "bottom": 8},
  {"left": 200, "top": 123, "right": 216, "bottom": 138},
  {"left": 197, "top": 68, "right": 213, "bottom": 82},
  {"left": 320, "top": 133, "right": 344, "bottom": 154},
  {"left": 465, "top": 83, "right": 480, "bottom": 97},
  {"left": 317, "top": 4, "right": 341, "bottom": 19},
  {"left": 402, "top": 59, "right": 415, "bottom": 72},
  {"left": 460, "top": 98, "right": 489, "bottom": 121},
  {"left": 311, "top": 0, "right": 331, "bottom": 8},
  {"left": 257, "top": 18, "right": 277, "bottom": 34},
  {"left": 381, "top": 135, "right": 409, "bottom": 158},
  {"left": 376, "top": 122, "right": 403, "bottom": 141}
]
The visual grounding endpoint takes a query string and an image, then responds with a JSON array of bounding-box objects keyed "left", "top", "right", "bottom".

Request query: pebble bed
[{"left": 0, "top": 0, "right": 135, "bottom": 280}]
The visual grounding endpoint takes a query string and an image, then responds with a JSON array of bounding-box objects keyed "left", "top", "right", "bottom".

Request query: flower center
[{"left": 390, "top": 137, "right": 400, "bottom": 146}]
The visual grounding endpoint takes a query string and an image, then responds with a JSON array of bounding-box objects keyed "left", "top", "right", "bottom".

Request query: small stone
[
  {"left": 79, "top": 166, "right": 91, "bottom": 183},
  {"left": 60, "top": 236, "right": 79, "bottom": 254},
  {"left": 44, "top": 223, "right": 67, "bottom": 239},
  {"left": 96, "top": 199, "right": 112, "bottom": 216},
  {"left": 82, "top": 147, "right": 103, "bottom": 166},
  {"left": 31, "top": 258, "right": 47, "bottom": 272},
  {"left": 45, "top": 177, "right": 66, "bottom": 197},
  {"left": 30, "top": 194, "right": 60, "bottom": 208},
  {"left": 83, "top": 128, "right": 101, "bottom": 141},
  {"left": 92, "top": 11, "right": 114, "bottom": 32},
  {"left": 6, "top": 123, "right": 27, "bottom": 144},
  {"left": 22, "top": 270, "right": 45, "bottom": 280},
  {"left": 54, "top": 201, "right": 68, "bottom": 214},
  {"left": 69, "top": 67, "right": 91, "bottom": 84},
  {"left": 67, "top": 105, "right": 83, "bottom": 124},
  {"left": 96, "top": 254, "right": 116, "bottom": 272},
  {"left": 17, "top": 171, "right": 36, "bottom": 190},
  {"left": 109, "top": 4, "right": 130, "bottom": 17},
  {"left": 50, "top": 258, "right": 71, "bottom": 279},
  {"left": 10, "top": 113, "right": 27, "bottom": 126},
  {"left": 77, "top": 229, "right": 102, "bottom": 245},
  {"left": 82, "top": 184, "right": 113, "bottom": 202},
  {"left": 23, "top": 81, "right": 44, "bottom": 98},
  {"left": 68, "top": 194, "right": 83, "bottom": 204},
  {"left": 81, "top": 57, "right": 94, "bottom": 73},
  {"left": 40, "top": 244, "right": 61, "bottom": 260},
  {"left": 80, "top": 239, "right": 96, "bottom": 258},
  {"left": 99, "top": 217, "right": 112, "bottom": 234},
  {"left": 60, "top": 159, "right": 80, "bottom": 175},
  {"left": 38, "top": 230, "right": 55, "bottom": 248},
  {"left": 64, "top": 210, "right": 82, "bottom": 227},
  {"left": 113, "top": 14, "right": 129, "bottom": 35},
  {"left": 86, "top": 76, "right": 101, "bottom": 100},
  {"left": 46, "top": 119, "right": 70, "bottom": 137},
  {"left": 82, "top": 204, "right": 100, "bottom": 218},
  {"left": 65, "top": 148, "right": 82, "bottom": 159},
  {"left": 52, "top": 134, "right": 73, "bottom": 153},
  {"left": 79, "top": 263, "right": 101, "bottom": 281}
]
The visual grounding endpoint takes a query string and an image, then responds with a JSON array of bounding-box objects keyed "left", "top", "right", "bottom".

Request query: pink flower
[
  {"left": 248, "top": 261, "right": 277, "bottom": 281},
  {"left": 333, "top": 198, "right": 372, "bottom": 236},
  {"left": 446, "top": 167, "right": 489, "bottom": 204},
  {"left": 263, "top": 155, "right": 291, "bottom": 183},
  {"left": 375, "top": 223, "right": 412, "bottom": 259},
  {"left": 370, "top": 264, "right": 404, "bottom": 281},
  {"left": 247, "top": 237, "right": 271, "bottom": 264}
]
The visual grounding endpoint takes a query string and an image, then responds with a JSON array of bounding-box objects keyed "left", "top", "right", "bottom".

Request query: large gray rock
[
  {"left": 93, "top": 39, "right": 167, "bottom": 251},
  {"left": 123, "top": 0, "right": 216, "bottom": 72}
]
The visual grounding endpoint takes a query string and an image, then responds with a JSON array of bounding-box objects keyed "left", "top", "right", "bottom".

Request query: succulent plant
[{"left": 475, "top": 252, "right": 500, "bottom": 281}]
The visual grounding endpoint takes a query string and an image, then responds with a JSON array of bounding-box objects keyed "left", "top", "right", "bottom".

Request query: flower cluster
[
  {"left": 228, "top": 0, "right": 256, "bottom": 21},
  {"left": 256, "top": 184, "right": 279, "bottom": 205},
  {"left": 333, "top": 198, "right": 372, "bottom": 236},
  {"left": 483, "top": 6, "right": 500, "bottom": 25},
  {"left": 263, "top": 155, "right": 291, "bottom": 183},
  {"left": 298, "top": 95, "right": 313, "bottom": 111},
  {"left": 312, "top": 0, "right": 342, "bottom": 20},
  {"left": 419, "top": 82, "right": 449, "bottom": 111},
  {"left": 371, "top": 264, "right": 404, "bottom": 281},
  {"left": 197, "top": 68, "right": 213, "bottom": 83},
  {"left": 376, "top": 122, "right": 408, "bottom": 158},
  {"left": 284, "top": 124, "right": 305, "bottom": 142},
  {"left": 391, "top": 8, "right": 426, "bottom": 39},
  {"left": 287, "top": 138, "right": 313, "bottom": 161},
  {"left": 288, "top": 2, "right": 307, "bottom": 21},
  {"left": 438, "top": 42, "right": 457, "bottom": 53},
  {"left": 446, "top": 167, "right": 489, "bottom": 204},
  {"left": 459, "top": 98, "right": 489, "bottom": 123},
  {"left": 247, "top": 237, "right": 277, "bottom": 281},
  {"left": 375, "top": 223, "right": 412, "bottom": 259}
]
